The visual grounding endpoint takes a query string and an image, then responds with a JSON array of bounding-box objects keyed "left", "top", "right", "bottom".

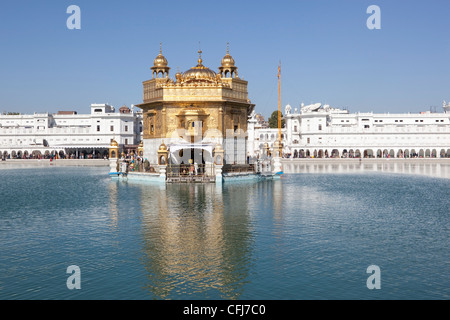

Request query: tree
[{"left": 268, "top": 110, "right": 285, "bottom": 129}]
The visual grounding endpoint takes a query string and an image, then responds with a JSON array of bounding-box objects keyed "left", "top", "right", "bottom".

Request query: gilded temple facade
[{"left": 137, "top": 45, "right": 255, "bottom": 169}]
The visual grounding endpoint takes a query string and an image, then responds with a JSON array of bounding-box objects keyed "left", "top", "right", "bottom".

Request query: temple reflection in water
[{"left": 137, "top": 182, "right": 255, "bottom": 299}]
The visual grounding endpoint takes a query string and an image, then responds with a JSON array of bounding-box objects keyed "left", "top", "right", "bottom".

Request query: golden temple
[{"left": 136, "top": 44, "right": 255, "bottom": 168}]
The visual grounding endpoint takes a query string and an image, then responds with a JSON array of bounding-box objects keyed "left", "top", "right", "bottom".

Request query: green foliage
[{"left": 268, "top": 110, "right": 285, "bottom": 128}]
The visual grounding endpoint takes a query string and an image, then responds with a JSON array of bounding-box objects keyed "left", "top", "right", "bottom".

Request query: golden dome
[
  {"left": 182, "top": 67, "right": 217, "bottom": 81},
  {"left": 153, "top": 52, "right": 168, "bottom": 68},
  {"left": 151, "top": 43, "right": 170, "bottom": 77},
  {"left": 221, "top": 54, "right": 235, "bottom": 67},
  {"left": 182, "top": 50, "right": 217, "bottom": 82},
  {"left": 221, "top": 43, "right": 235, "bottom": 67},
  {"left": 158, "top": 142, "right": 167, "bottom": 151},
  {"left": 218, "top": 43, "right": 238, "bottom": 79},
  {"left": 110, "top": 139, "right": 118, "bottom": 147},
  {"left": 138, "top": 140, "right": 143, "bottom": 147}
]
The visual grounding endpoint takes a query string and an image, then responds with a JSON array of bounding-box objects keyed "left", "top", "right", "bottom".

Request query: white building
[
  {"left": 249, "top": 101, "right": 450, "bottom": 159},
  {"left": 0, "top": 104, "right": 143, "bottom": 159}
]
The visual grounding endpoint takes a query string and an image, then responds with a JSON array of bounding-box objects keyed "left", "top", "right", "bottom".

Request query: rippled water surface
[{"left": 0, "top": 166, "right": 448, "bottom": 299}]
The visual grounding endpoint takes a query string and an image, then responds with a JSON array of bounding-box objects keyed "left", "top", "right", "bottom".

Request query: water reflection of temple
[{"left": 138, "top": 183, "right": 253, "bottom": 299}]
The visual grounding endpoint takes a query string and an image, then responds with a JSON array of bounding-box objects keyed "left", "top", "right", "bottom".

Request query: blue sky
[{"left": 0, "top": 0, "right": 449, "bottom": 118}]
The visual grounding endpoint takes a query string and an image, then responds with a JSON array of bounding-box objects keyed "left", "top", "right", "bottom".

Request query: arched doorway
[
  {"left": 419, "top": 149, "right": 424, "bottom": 158},
  {"left": 389, "top": 149, "right": 395, "bottom": 158},
  {"left": 342, "top": 149, "right": 348, "bottom": 158},
  {"left": 404, "top": 149, "right": 410, "bottom": 158},
  {"left": 331, "top": 149, "right": 340, "bottom": 158},
  {"left": 32, "top": 150, "right": 42, "bottom": 159},
  {"left": 364, "top": 149, "right": 374, "bottom": 158}
]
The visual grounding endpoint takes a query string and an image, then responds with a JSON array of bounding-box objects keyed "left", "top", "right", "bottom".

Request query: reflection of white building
[
  {"left": 0, "top": 104, "right": 143, "bottom": 159},
  {"left": 248, "top": 101, "right": 450, "bottom": 158}
]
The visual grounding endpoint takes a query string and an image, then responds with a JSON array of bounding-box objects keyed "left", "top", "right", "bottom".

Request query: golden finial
[
  {"left": 159, "top": 42, "right": 162, "bottom": 54},
  {"left": 197, "top": 46, "right": 203, "bottom": 66},
  {"left": 227, "top": 42, "right": 229, "bottom": 54}
]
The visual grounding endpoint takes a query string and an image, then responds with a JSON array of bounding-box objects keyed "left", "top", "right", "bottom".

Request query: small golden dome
[
  {"left": 153, "top": 53, "right": 168, "bottom": 67},
  {"left": 110, "top": 139, "right": 118, "bottom": 147},
  {"left": 153, "top": 43, "right": 168, "bottom": 67},
  {"left": 158, "top": 142, "right": 167, "bottom": 151},
  {"left": 221, "top": 54, "right": 235, "bottom": 67},
  {"left": 218, "top": 43, "right": 239, "bottom": 79},
  {"left": 138, "top": 140, "right": 143, "bottom": 147},
  {"left": 221, "top": 43, "right": 235, "bottom": 67}
]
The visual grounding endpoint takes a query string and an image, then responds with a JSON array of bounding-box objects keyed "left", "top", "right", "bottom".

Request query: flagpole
[{"left": 278, "top": 61, "right": 281, "bottom": 146}]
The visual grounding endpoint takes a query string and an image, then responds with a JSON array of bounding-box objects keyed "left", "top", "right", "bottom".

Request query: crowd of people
[
  {"left": 1, "top": 152, "right": 109, "bottom": 160},
  {"left": 118, "top": 155, "right": 153, "bottom": 173}
]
